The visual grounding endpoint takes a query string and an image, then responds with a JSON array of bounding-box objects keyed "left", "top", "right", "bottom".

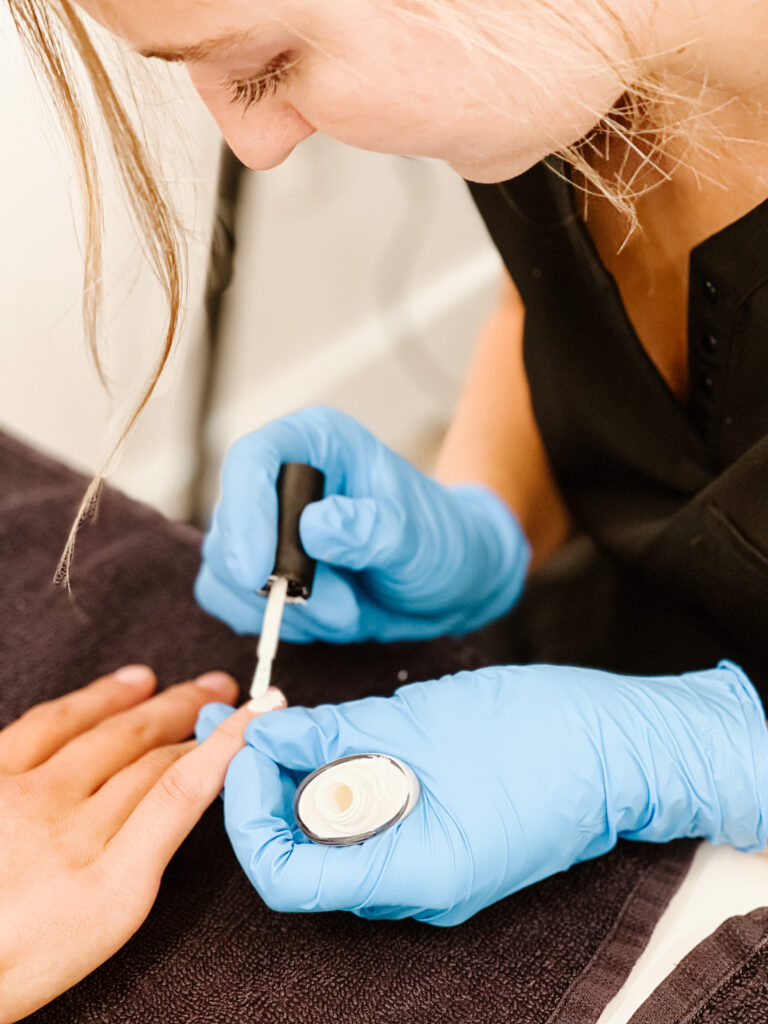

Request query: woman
[{"left": 4, "top": 0, "right": 768, "bottom": 1015}]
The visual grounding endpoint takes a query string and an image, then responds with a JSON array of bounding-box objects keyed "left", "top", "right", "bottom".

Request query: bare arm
[{"left": 435, "top": 271, "right": 573, "bottom": 570}]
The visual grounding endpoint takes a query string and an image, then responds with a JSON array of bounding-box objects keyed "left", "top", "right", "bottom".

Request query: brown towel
[
  {"left": 629, "top": 906, "right": 768, "bottom": 1024},
  {"left": 0, "top": 430, "right": 696, "bottom": 1024}
]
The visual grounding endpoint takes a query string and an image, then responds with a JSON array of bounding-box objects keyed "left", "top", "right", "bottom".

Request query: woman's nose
[
  {"left": 215, "top": 105, "right": 316, "bottom": 170},
  {"left": 188, "top": 78, "right": 316, "bottom": 170}
]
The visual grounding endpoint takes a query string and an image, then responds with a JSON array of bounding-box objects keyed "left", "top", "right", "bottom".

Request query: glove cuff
[
  {"left": 707, "top": 660, "right": 768, "bottom": 851},
  {"left": 617, "top": 661, "right": 768, "bottom": 853}
]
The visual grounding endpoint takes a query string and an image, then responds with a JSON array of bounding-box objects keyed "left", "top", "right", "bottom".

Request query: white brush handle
[{"left": 249, "top": 576, "right": 289, "bottom": 700}]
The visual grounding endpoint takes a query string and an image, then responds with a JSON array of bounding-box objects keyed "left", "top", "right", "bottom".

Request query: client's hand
[{"left": 0, "top": 665, "right": 280, "bottom": 1024}]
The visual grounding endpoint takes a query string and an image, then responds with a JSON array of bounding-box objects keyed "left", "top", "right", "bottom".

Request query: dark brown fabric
[
  {"left": 630, "top": 907, "right": 768, "bottom": 1024},
  {"left": 0, "top": 430, "right": 696, "bottom": 1024}
]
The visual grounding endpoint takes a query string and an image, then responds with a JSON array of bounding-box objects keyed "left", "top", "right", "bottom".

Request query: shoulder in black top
[{"left": 467, "top": 160, "right": 768, "bottom": 691}]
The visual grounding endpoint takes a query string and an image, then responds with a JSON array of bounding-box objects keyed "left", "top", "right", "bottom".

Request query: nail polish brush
[{"left": 248, "top": 462, "right": 325, "bottom": 709}]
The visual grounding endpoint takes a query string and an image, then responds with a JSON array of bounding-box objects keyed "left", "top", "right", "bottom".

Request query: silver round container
[{"left": 294, "top": 753, "right": 421, "bottom": 846}]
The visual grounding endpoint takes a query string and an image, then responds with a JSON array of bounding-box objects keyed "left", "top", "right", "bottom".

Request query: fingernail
[
  {"left": 114, "top": 664, "right": 155, "bottom": 686},
  {"left": 246, "top": 687, "right": 287, "bottom": 714},
  {"left": 195, "top": 671, "right": 237, "bottom": 697}
]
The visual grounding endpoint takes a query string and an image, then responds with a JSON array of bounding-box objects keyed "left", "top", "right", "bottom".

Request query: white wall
[
  {"left": 1, "top": 7, "right": 501, "bottom": 524},
  {"left": 0, "top": 7, "right": 221, "bottom": 517}
]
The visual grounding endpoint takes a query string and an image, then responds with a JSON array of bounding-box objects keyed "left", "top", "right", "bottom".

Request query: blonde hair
[
  {"left": 6, "top": 0, "right": 707, "bottom": 580},
  {"left": 7, "top": 0, "right": 185, "bottom": 585}
]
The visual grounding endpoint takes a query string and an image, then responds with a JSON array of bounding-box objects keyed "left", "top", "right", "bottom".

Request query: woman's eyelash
[{"left": 227, "top": 54, "right": 297, "bottom": 112}]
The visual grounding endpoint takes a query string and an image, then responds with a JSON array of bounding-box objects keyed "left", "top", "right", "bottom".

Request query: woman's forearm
[{"left": 435, "top": 273, "right": 574, "bottom": 570}]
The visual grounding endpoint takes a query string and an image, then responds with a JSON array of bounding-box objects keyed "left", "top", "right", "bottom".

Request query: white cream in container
[{"left": 294, "top": 753, "right": 421, "bottom": 846}]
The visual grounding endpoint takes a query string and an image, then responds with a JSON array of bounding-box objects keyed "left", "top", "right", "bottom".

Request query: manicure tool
[{"left": 249, "top": 462, "right": 325, "bottom": 701}]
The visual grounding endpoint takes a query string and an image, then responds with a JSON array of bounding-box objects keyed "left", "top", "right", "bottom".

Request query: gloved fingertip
[
  {"left": 195, "top": 702, "right": 238, "bottom": 744},
  {"left": 193, "top": 561, "right": 215, "bottom": 602}
]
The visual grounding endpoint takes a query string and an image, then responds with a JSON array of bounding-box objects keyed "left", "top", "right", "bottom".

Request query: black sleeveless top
[{"left": 467, "top": 160, "right": 768, "bottom": 692}]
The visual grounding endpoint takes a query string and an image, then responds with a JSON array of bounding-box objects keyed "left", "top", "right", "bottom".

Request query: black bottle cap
[{"left": 269, "top": 462, "right": 326, "bottom": 600}]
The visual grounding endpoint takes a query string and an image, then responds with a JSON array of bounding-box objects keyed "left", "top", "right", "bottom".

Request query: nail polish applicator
[{"left": 248, "top": 462, "right": 325, "bottom": 710}]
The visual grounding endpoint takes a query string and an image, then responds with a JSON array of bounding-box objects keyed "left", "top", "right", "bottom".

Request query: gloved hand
[
  {"left": 197, "top": 660, "right": 768, "bottom": 926},
  {"left": 194, "top": 406, "right": 529, "bottom": 642}
]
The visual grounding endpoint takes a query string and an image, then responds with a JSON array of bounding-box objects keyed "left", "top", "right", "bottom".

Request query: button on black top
[
  {"left": 703, "top": 279, "right": 718, "bottom": 303},
  {"left": 700, "top": 333, "right": 719, "bottom": 356}
]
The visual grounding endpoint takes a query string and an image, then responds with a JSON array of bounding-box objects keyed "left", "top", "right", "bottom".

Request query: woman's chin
[{"left": 448, "top": 149, "right": 547, "bottom": 184}]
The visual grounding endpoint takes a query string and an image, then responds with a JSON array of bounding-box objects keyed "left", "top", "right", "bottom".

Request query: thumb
[{"left": 300, "top": 495, "right": 411, "bottom": 571}]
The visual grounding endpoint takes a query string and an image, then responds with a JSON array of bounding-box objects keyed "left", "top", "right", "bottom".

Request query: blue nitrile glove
[
  {"left": 196, "top": 660, "right": 768, "bottom": 926},
  {"left": 194, "top": 406, "right": 529, "bottom": 642}
]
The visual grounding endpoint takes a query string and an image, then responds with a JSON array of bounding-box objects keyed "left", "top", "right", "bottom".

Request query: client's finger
[
  {"left": 0, "top": 666, "right": 157, "bottom": 775},
  {"left": 86, "top": 741, "right": 195, "bottom": 838},
  {"left": 94, "top": 694, "right": 288, "bottom": 837},
  {"left": 105, "top": 704, "right": 255, "bottom": 889},
  {"left": 196, "top": 689, "right": 287, "bottom": 745},
  {"left": 40, "top": 672, "right": 239, "bottom": 798},
  {"left": 195, "top": 702, "right": 239, "bottom": 745}
]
